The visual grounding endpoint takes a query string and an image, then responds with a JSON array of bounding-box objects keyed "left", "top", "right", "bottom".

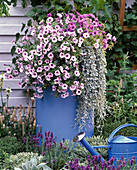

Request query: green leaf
[
  {"left": 27, "top": 19, "right": 32, "bottom": 26},
  {"left": 55, "top": 5, "right": 64, "bottom": 11},
  {"left": 11, "top": 46, "right": 16, "bottom": 56},
  {"left": 12, "top": 58, "right": 16, "bottom": 64},
  {"left": 15, "top": 33, "right": 20, "bottom": 42},
  {"left": 21, "top": 23, "right": 26, "bottom": 32},
  {"left": 21, "top": 0, "right": 27, "bottom": 8},
  {"left": 25, "top": 29, "right": 28, "bottom": 35},
  {"left": 25, "top": 9, "right": 36, "bottom": 17},
  {"left": 131, "top": 41, "right": 137, "bottom": 46}
]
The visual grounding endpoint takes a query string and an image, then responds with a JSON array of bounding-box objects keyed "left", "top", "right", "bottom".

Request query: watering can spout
[{"left": 73, "top": 132, "right": 105, "bottom": 162}]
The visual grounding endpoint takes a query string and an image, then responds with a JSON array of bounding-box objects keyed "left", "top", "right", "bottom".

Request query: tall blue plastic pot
[{"left": 36, "top": 87, "right": 94, "bottom": 142}]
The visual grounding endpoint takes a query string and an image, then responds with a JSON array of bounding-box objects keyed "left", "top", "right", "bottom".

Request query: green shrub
[
  {"left": 0, "top": 148, "right": 9, "bottom": 169},
  {"left": 0, "top": 136, "right": 25, "bottom": 155},
  {"left": 106, "top": 54, "right": 137, "bottom": 126},
  {"left": 100, "top": 123, "right": 137, "bottom": 139}
]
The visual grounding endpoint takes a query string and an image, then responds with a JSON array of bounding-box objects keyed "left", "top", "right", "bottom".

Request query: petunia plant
[
  {"left": 6, "top": 12, "right": 116, "bottom": 131},
  {"left": 6, "top": 12, "right": 116, "bottom": 99}
]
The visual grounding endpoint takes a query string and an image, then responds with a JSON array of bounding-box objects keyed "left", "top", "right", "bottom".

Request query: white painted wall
[{"left": 0, "top": 1, "right": 33, "bottom": 107}]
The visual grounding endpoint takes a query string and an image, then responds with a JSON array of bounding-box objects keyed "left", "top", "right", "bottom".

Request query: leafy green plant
[
  {"left": 15, "top": 158, "right": 51, "bottom": 170},
  {"left": 100, "top": 123, "right": 137, "bottom": 139},
  {"left": 0, "top": 148, "right": 10, "bottom": 169},
  {"left": 24, "top": 131, "right": 78, "bottom": 170},
  {"left": 106, "top": 54, "right": 137, "bottom": 125},
  {"left": 0, "top": 136, "right": 25, "bottom": 168},
  {"left": 4, "top": 152, "right": 51, "bottom": 169},
  {"left": 0, "top": 0, "right": 28, "bottom": 16},
  {"left": 106, "top": 0, "right": 137, "bottom": 67},
  {"left": 124, "top": 0, "right": 137, "bottom": 28},
  {"left": 0, "top": 136, "right": 25, "bottom": 155}
]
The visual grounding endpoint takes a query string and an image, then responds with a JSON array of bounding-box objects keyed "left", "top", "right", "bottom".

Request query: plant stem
[{"left": 0, "top": 88, "right": 4, "bottom": 113}]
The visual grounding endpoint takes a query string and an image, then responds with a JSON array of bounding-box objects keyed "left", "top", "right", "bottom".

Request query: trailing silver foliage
[{"left": 76, "top": 47, "right": 107, "bottom": 133}]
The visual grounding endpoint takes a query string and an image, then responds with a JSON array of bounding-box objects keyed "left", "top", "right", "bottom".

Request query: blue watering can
[{"left": 73, "top": 124, "right": 137, "bottom": 162}]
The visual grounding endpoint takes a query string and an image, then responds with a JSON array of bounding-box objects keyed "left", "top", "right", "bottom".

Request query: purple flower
[
  {"left": 32, "top": 72, "right": 37, "bottom": 78},
  {"left": 47, "top": 13, "right": 52, "bottom": 17},
  {"left": 53, "top": 159, "right": 57, "bottom": 163},
  {"left": 49, "top": 63, "right": 56, "bottom": 68},
  {"left": 45, "top": 59, "right": 49, "bottom": 64},
  {"left": 38, "top": 60, "right": 43, "bottom": 65},
  {"left": 48, "top": 52, "right": 54, "bottom": 59},
  {"left": 13, "top": 70, "right": 18, "bottom": 75},
  {"left": 48, "top": 131, "right": 50, "bottom": 137},
  {"left": 24, "top": 137, "right": 27, "bottom": 143},
  {"left": 8, "top": 74, "right": 13, "bottom": 80},
  {"left": 52, "top": 85, "right": 56, "bottom": 91},
  {"left": 48, "top": 72, "right": 53, "bottom": 77},
  {"left": 44, "top": 66, "right": 50, "bottom": 71},
  {"left": 60, "top": 142, "right": 63, "bottom": 149},
  {"left": 37, "top": 67, "right": 42, "bottom": 72},
  {"left": 54, "top": 79, "right": 60, "bottom": 84},
  {"left": 59, "top": 52, "right": 65, "bottom": 58},
  {"left": 122, "top": 160, "right": 126, "bottom": 166}
]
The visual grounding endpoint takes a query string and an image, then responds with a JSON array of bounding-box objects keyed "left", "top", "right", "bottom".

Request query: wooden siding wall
[{"left": 0, "top": 2, "right": 34, "bottom": 108}]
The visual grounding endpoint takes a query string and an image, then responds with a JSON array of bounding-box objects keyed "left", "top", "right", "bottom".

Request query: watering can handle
[{"left": 108, "top": 124, "right": 137, "bottom": 142}]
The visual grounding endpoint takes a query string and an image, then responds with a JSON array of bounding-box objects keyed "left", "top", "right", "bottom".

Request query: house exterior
[{"left": 0, "top": 1, "right": 33, "bottom": 108}]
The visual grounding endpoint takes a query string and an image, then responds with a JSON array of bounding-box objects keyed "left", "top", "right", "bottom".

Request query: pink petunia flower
[
  {"left": 32, "top": 72, "right": 37, "bottom": 78},
  {"left": 37, "top": 67, "right": 42, "bottom": 73},
  {"left": 52, "top": 85, "right": 56, "bottom": 91},
  {"left": 49, "top": 63, "right": 56, "bottom": 68},
  {"left": 48, "top": 72, "right": 53, "bottom": 77},
  {"left": 59, "top": 52, "right": 65, "bottom": 58},
  {"left": 45, "top": 76, "right": 50, "bottom": 81},
  {"left": 106, "top": 33, "right": 112, "bottom": 40},
  {"left": 65, "top": 53, "right": 71, "bottom": 59},
  {"left": 52, "top": 37, "right": 57, "bottom": 43},
  {"left": 62, "top": 84, "right": 68, "bottom": 90},
  {"left": 8, "top": 74, "right": 13, "bottom": 80},
  {"left": 83, "top": 33, "right": 90, "bottom": 38},
  {"left": 6, "top": 67, "right": 11, "bottom": 73},
  {"left": 13, "top": 70, "right": 18, "bottom": 75},
  {"left": 44, "top": 66, "right": 50, "bottom": 71},
  {"left": 38, "top": 60, "right": 43, "bottom": 65},
  {"left": 94, "top": 43, "right": 99, "bottom": 49},
  {"left": 76, "top": 89, "right": 82, "bottom": 95},
  {"left": 74, "top": 70, "right": 80, "bottom": 77},
  {"left": 55, "top": 70, "right": 60, "bottom": 76},
  {"left": 48, "top": 52, "right": 54, "bottom": 59},
  {"left": 77, "top": 28, "right": 83, "bottom": 34},
  {"left": 70, "top": 85, "right": 76, "bottom": 91},
  {"left": 112, "top": 36, "right": 116, "bottom": 42}
]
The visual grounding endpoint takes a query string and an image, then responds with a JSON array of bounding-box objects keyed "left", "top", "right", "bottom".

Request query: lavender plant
[
  {"left": 24, "top": 131, "right": 76, "bottom": 169},
  {"left": 64, "top": 156, "right": 137, "bottom": 170}
]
